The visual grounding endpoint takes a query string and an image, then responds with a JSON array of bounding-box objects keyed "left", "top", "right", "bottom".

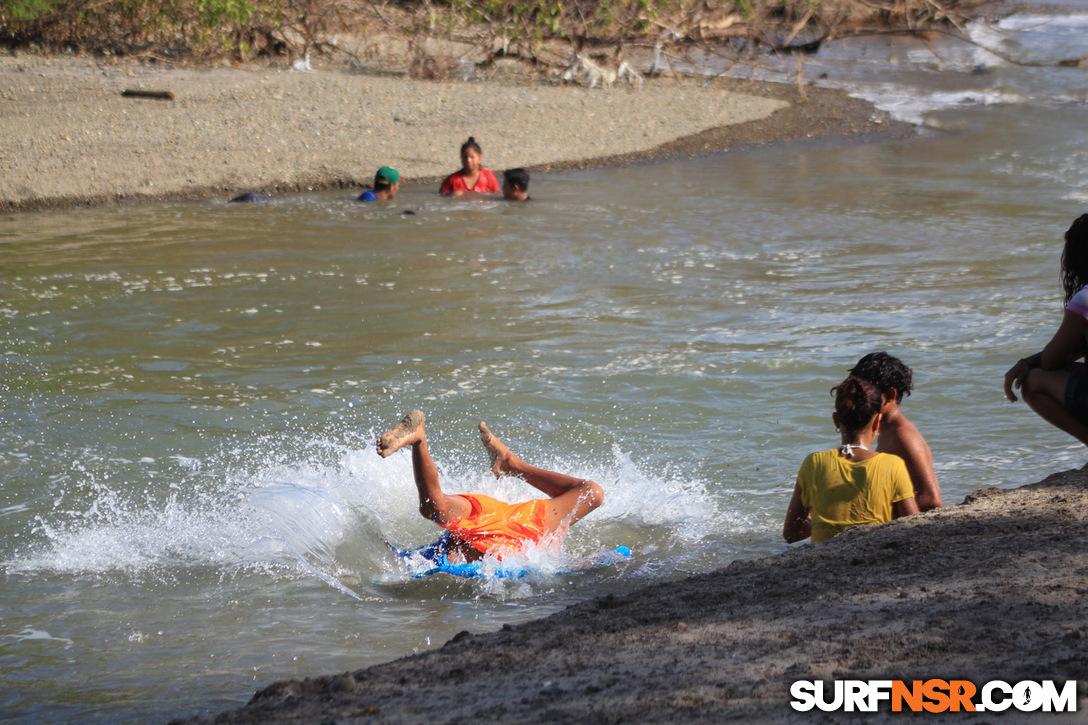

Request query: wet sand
[
  {"left": 0, "top": 52, "right": 908, "bottom": 213},
  {"left": 174, "top": 470, "right": 1088, "bottom": 723}
]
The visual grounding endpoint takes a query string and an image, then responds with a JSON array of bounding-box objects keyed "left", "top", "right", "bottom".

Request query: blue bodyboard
[{"left": 387, "top": 532, "right": 631, "bottom": 580}]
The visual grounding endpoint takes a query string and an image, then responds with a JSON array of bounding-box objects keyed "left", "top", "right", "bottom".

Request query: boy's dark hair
[
  {"left": 504, "top": 168, "right": 529, "bottom": 190},
  {"left": 849, "top": 352, "right": 913, "bottom": 402}
]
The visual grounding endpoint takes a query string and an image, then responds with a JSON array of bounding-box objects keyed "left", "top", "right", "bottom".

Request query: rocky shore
[
  {"left": 0, "top": 52, "right": 909, "bottom": 213},
  {"left": 175, "top": 471, "right": 1088, "bottom": 723}
]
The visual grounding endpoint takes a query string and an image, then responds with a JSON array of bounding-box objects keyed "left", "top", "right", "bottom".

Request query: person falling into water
[{"left": 376, "top": 410, "right": 604, "bottom": 563}]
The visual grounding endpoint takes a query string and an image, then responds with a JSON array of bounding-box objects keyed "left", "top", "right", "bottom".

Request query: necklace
[{"left": 839, "top": 442, "right": 868, "bottom": 458}]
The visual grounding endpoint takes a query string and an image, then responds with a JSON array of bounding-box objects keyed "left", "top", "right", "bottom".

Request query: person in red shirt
[
  {"left": 439, "top": 137, "right": 500, "bottom": 196},
  {"left": 376, "top": 410, "right": 604, "bottom": 562}
]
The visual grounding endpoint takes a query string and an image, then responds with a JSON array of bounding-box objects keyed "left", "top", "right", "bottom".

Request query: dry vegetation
[{"left": 0, "top": 0, "right": 996, "bottom": 76}]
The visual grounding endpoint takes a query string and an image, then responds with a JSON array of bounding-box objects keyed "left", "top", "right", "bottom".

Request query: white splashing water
[{"left": 5, "top": 432, "right": 737, "bottom": 593}]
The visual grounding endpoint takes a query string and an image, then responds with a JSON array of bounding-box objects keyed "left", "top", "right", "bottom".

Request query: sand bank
[
  {"left": 175, "top": 471, "right": 1088, "bottom": 723},
  {"left": 0, "top": 52, "right": 907, "bottom": 213}
]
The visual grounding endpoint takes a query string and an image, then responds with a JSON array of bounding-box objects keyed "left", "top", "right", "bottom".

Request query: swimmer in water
[
  {"left": 501, "top": 168, "right": 530, "bottom": 201},
  {"left": 439, "top": 137, "right": 500, "bottom": 197},
  {"left": 377, "top": 410, "right": 603, "bottom": 563},
  {"left": 358, "top": 166, "right": 401, "bottom": 202}
]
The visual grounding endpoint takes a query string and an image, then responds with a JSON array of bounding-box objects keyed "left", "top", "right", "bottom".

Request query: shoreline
[
  {"left": 175, "top": 471, "right": 1088, "bottom": 723},
  {"left": 0, "top": 53, "right": 913, "bottom": 214}
]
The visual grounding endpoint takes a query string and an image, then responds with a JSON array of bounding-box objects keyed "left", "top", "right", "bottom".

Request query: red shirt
[{"left": 440, "top": 168, "right": 500, "bottom": 195}]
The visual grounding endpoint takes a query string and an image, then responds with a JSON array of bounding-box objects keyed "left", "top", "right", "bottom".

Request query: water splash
[{"left": 3, "top": 431, "right": 739, "bottom": 597}]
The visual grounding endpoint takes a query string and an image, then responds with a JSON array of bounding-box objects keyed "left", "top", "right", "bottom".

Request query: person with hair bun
[
  {"left": 1004, "top": 214, "right": 1088, "bottom": 458},
  {"left": 783, "top": 376, "right": 919, "bottom": 544},
  {"left": 439, "top": 137, "right": 501, "bottom": 196}
]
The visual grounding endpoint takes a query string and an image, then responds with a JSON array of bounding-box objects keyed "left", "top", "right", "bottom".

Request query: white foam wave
[
  {"left": 5, "top": 434, "right": 736, "bottom": 588},
  {"left": 9, "top": 492, "right": 267, "bottom": 574},
  {"left": 838, "top": 82, "right": 1027, "bottom": 125},
  {"left": 997, "top": 13, "right": 1088, "bottom": 33}
]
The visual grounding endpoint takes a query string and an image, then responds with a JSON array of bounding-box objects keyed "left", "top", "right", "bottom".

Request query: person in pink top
[{"left": 440, "top": 137, "right": 500, "bottom": 196}]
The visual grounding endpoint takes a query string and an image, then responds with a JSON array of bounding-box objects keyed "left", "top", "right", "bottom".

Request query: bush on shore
[
  {"left": 0, "top": 0, "right": 339, "bottom": 60},
  {"left": 0, "top": 0, "right": 988, "bottom": 66}
]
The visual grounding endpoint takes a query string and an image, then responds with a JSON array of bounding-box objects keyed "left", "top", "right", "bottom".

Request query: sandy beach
[
  {"left": 173, "top": 470, "right": 1088, "bottom": 723},
  {"left": 0, "top": 52, "right": 907, "bottom": 212}
]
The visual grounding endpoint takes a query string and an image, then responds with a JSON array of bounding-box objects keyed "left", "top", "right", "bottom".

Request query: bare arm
[
  {"left": 1005, "top": 312, "right": 1088, "bottom": 401},
  {"left": 879, "top": 421, "right": 943, "bottom": 511},
  {"left": 1041, "top": 310, "right": 1088, "bottom": 370},
  {"left": 899, "top": 435, "right": 942, "bottom": 512},
  {"left": 890, "top": 451, "right": 919, "bottom": 520},
  {"left": 893, "top": 497, "right": 919, "bottom": 518},
  {"left": 783, "top": 481, "right": 811, "bottom": 543},
  {"left": 909, "top": 469, "right": 942, "bottom": 512}
]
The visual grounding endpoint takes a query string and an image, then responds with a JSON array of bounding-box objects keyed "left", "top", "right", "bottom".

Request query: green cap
[{"left": 376, "top": 166, "right": 400, "bottom": 185}]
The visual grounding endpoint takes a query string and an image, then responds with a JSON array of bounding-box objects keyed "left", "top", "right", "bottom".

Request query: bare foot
[
  {"left": 377, "top": 410, "right": 425, "bottom": 458},
  {"left": 479, "top": 422, "right": 524, "bottom": 477}
]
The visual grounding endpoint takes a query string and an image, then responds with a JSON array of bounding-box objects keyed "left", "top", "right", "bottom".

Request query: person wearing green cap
[{"left": 358, "top": 166, "right": 401, "bottom": 202}]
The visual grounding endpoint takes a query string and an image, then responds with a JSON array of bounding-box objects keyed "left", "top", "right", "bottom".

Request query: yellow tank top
[{"left": 797, "top": 450, "right": 914, "bottom": 543}]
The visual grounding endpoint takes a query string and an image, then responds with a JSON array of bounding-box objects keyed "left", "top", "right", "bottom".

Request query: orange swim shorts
[{"left": 441, "top": 493, "right": 550, "bottom": 557}]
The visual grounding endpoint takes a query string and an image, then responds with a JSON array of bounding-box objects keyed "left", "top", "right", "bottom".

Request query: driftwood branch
[{"left": 121, "top": 89, "right": 174, "bottom": 99}]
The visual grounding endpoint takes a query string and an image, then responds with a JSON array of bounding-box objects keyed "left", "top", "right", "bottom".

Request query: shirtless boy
[
  {"left": 376, "top": 410, "right": 604, "bottom": 562},
  {"left": 850, "top": 352, "right": 943, "bottom": 511}
]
